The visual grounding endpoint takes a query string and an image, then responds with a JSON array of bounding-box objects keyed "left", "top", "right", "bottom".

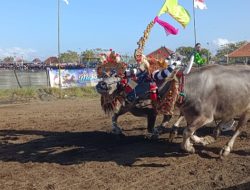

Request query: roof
[
  {"left": 32, "top": 58, "right": 42, "bottom": 63},
  {"left": 147, "top": 46, "right": 173, "bottom": 60},
  {"left": 44, "top": 57, "right": 59, "bottom": 65},
  {"left": 228, "top": 42, "right": 250, "bottom": 58}
]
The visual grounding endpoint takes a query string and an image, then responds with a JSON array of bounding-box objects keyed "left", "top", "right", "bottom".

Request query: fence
[
  {"left": 0, "top": 69, "right": 98, "bottom": 89},
  {"left": 0, "top": 70, "right": 48, "bottom": 89}
]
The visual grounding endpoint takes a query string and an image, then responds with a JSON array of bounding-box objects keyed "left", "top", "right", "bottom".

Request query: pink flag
[
  {"left": 194, "top": 0, "right": 207, "bottom": 10},
  {"left": 154, "top": 16, "right": 179, "bottom": 35}
]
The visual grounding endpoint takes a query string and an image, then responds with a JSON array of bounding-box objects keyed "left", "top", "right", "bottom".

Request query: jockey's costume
[
  {"left": 184, "top": 43, "right": 205, "bottom": 74},
  {"left": 152, "top": 54, "right": 181, "bottom": 81},
  {"left": 124, "top": 54, "right": 181, "bottom": 103}
]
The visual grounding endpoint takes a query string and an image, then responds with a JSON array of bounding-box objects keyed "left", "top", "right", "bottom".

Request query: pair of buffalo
[{"left": 96, "top": 64, "right": 250, "bottom": 158}]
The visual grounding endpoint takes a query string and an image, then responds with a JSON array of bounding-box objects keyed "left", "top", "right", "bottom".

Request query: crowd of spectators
[{"left": 0, "top": 62, "right": 100, "bottom": 71}]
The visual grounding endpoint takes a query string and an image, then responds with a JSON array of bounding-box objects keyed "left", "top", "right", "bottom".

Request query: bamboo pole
[
  {"left": 192, "top": 0, "right": 197, "bottom": 45},
  {"left": 58, "top": 0, "right": 62, "bottom": 97}
]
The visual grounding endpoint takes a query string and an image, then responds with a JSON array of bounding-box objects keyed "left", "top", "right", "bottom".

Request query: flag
[
  {"left": 158, "top": 0, "right": 191, "bottom": 28},
  {"left": 63, "top": 0, "right": 69, "bottom": 5},
  {"left": 194, "top": 0, "right": 207, "bottom": 10},
  {"left": 154, "top": 16, "right": 178, "bottom": 35}
]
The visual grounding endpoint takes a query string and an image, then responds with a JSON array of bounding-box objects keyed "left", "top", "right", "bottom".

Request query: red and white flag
[{"left": 194, "top": 0, "right": 207, "bottom": 10}]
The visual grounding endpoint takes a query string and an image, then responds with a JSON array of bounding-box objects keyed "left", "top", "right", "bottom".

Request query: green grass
[
  {"left": 0, "top": 89, "right": 13, "bottom": 99},
  {"left": 0, "top": 86, "right": 99, "bottom": 102},
  {"left": 44, "top": 86, "right": 98, "bottom": 98},
  {"left": 12, "top": 88, "right": 37, "bottom": 98},
  {"left": 0, "top": 88, "right": 36, "bottom": 99}
]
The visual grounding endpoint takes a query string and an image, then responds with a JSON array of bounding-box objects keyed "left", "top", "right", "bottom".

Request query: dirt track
[{"left": 0, "top": 98, "right": 249, "bottom": 190}]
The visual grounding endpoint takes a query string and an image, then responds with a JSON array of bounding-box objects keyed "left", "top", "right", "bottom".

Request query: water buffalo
[
  {"left": 179, "top": 64, "right": 250, "bottom": 157},
  {"left": 96, "top": 76, "right": 173, "bottom": 137},
  {"left": 95, "top": 70, "right": 239, "bottom": 142}
]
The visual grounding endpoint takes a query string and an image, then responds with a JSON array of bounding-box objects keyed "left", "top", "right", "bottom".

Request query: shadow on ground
[
  {"left": 0, "top": 129, "right": 186, "bottom": 166},
  {"left": 0, "top": 127, "right": 248, "bottom": 166}
]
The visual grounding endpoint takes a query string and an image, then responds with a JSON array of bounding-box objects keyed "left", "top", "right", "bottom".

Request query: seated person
[
  {"left": 124, "top": 54, "right": 181, "bottom": 103},
  {"left": 184, "top": 42, "right": 206, "bottom": 75}
]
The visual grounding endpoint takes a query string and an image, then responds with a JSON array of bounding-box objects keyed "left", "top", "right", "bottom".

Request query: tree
[
  {"left": 214, "top": 41, "right": 247, "bottom": 64},
  {"left": 175, "top": 46, "right": 193, "bottom": 63},
  {"left": 80, "top": 48, "right": 136, "bottom": 67},
  {"left": 176, "top": 46, "right": 212, "bottom": 64},
  {"left": 200, "top": 48, "right": 212, "bottom": 64},
  {"left": 81, "top": 49, "right": 95, "bottom": 63},
  {"left": 121, "top": 54, "right": 137, "bottom": 67},
  {"left": 81, "top": 49, "right": 104, "bottom": 67},
  {"left": 59, "top": 50, "right": 79, "bottom": 63},
  {"left": 91, "top": 48, "right": 110, "bottom": 55},
  {"left": 3, "top": 56, "right": 14, "bottom": 64}
]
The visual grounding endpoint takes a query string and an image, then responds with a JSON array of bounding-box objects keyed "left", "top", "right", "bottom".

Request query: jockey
[
  {"left": 184, "top": 43, "right": 205, "bottom": 75},
  {"left": 151, "top": 53, "right": 182, "bottom": 81},
  {"left": 124, "top": 54, "right": 182, "bottom": 103}
]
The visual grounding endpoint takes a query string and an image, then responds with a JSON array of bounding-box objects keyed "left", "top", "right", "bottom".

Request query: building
[
  {"left": 147, "top": 46, "right": 173, "bottom": 61},
  {"left": 228, "top": 42, "right": 250, "bottom": 65},
  {"left": 44, "top": 57, "right": 59, "bottom": 65},
  {"left": 32, "top": 58, "right": 42, "bottom": 65}
]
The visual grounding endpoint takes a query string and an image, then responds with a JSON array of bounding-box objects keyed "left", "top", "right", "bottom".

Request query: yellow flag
[{"left": 158, "top": 0, "right": 190, "bottom": 28}]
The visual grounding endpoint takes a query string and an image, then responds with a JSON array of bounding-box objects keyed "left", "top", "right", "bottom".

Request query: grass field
[{"left": 0, "top": 86, "right": 98, "bottom": 102}]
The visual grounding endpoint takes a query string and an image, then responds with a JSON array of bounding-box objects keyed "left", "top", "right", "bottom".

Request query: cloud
[
  {"left": 0, "top": 47, "right": 37, "bottom": 60},
  {"left": 212, "top": 38, "right": 235, "bottom": 47}
]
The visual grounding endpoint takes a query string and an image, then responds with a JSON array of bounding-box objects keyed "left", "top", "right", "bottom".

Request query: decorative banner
[
  {"left": 48, "top": 69, "right": 99, "bottom": 88},
  {"left": 158, "top": 0, "right": 191, "bottom": 28}
]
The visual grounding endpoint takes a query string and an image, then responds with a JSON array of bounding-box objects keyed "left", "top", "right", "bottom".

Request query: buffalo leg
[
  {"left": 191, "top": 119, "right": 237, "bottom": 146},
  {"left": 111, "top": 103, "right": 134, "bottom": 135},
  {"left": 190, "top": 134, "right": 215, "bottom": 146},
  {"left": 153, "top": 115, "right": 172, "bottom": 135},
  {"left": 169, "top": 115, "right": 185, "bottom": 142},
  {"left": 146, "top": 108, "right": 157, "bottom": 133},
  {"left": 129, "top": 107, "right": 157, "bottom": 136},
  {"left": 181, "top": 115, "right": 213, "bottom": 153},
  {"left": 220, "top": 112, "right": 248, "bottom": 157},
  {"left": 111, "top": 113, "right": 123, "bottom": 135},
  {"left": 213, "top": 119, "right": 235, "bottom": 140},
  {"left": 213, "top": 120, "right": 222, "bottom": 140}
]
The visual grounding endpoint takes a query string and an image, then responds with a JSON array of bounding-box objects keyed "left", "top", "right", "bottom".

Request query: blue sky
[{"left": 0, "top": 0, "right": 249, "bottom": 60}]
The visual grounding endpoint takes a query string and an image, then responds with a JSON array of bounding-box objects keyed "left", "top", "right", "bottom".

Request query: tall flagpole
[
  {"left": 58, "top": 0, "right": 62, "bottom": 90},
  {"left": 192, "top": 0, "right": 197, "bottom": 45}
]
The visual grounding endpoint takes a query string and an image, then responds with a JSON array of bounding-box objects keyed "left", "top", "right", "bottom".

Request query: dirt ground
[{"left": 0, "top": 98, "right": 249, "bottom": 190}]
